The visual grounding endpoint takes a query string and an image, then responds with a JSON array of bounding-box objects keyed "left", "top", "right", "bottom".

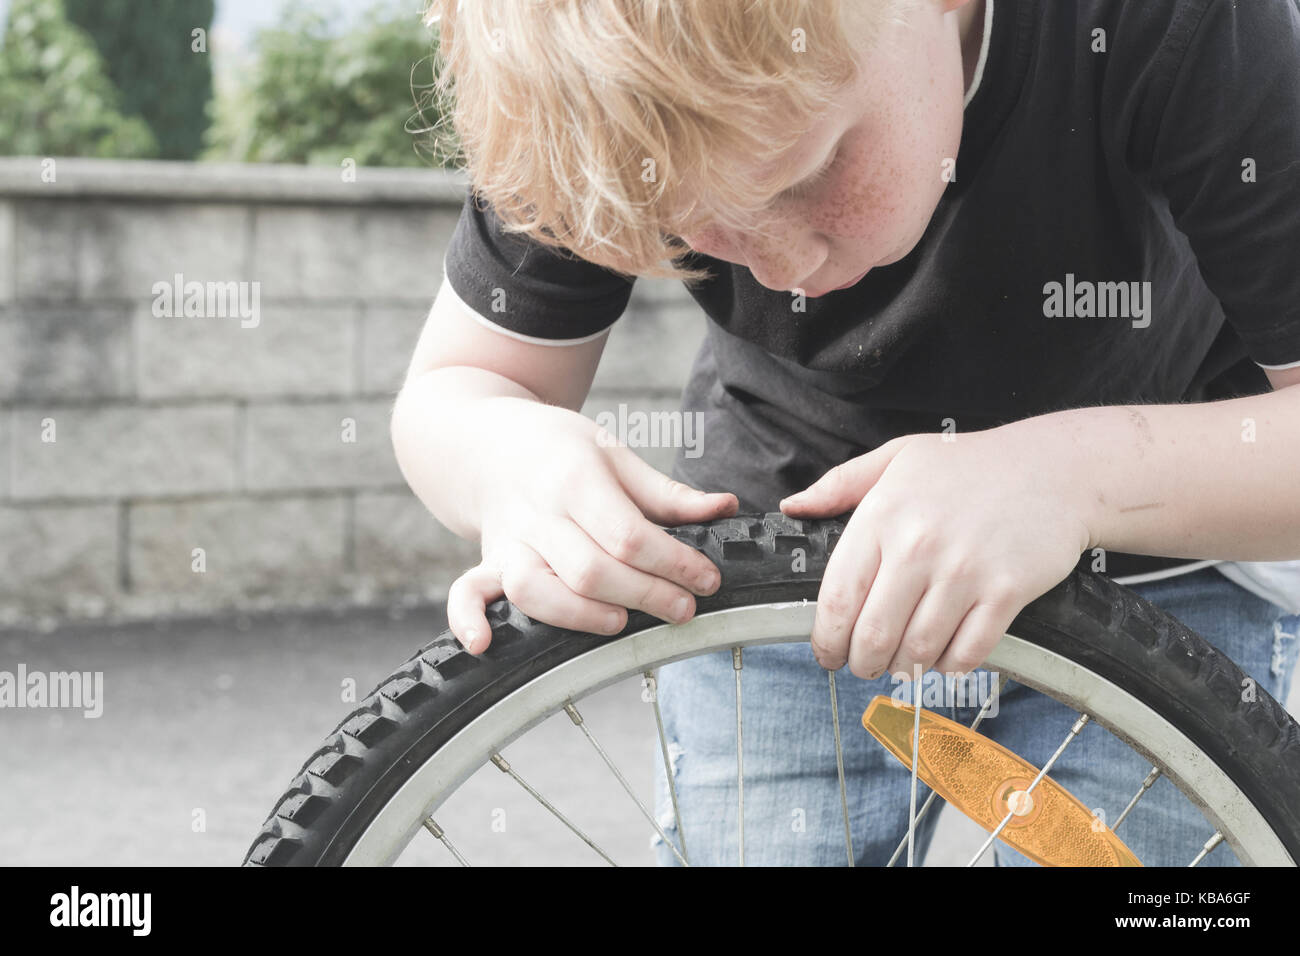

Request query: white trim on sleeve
[
  {"left": 1256, "top": 357, "right": 1300, "bottom": 371},
  {"left": 441, "top": 251, "right": 616, "bottom": 347},
  {"left": 963, "top": 0, "right": 995, "bottom": 109}
]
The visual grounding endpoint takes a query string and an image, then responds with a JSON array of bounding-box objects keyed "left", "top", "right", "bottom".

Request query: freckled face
[{"left": 679, "top": 0, "right": 969, "bottom": 297}]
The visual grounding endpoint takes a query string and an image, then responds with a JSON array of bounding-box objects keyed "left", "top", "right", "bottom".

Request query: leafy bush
[
  {"left": 0, "top": 0, "right": 158, "bottom": 158},
  {"left": 205, "top": 0, "right": 455, "bottom": 168}
]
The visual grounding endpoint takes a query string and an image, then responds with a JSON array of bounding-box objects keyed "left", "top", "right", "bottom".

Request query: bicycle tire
[{"left": 243, "top": 513, "right": 1300, "bottom": 866}]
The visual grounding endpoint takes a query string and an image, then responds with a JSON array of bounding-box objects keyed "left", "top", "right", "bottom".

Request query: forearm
[
  {"left": 389, "top": 366, "right": 547, "bottom": 540},
  {"left": 1003, "top": 387, "right": 1300, "bottom": 562}
]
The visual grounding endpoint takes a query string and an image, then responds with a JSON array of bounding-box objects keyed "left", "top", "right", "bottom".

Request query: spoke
[
  {"left": 828, "top": 670, "right": 855, "bottom": 866},
  {"left": 965, "top": 713, "right": 1092, "bottom": 867},
  {"left": 1188, "top": 831, "right": 1224, "bottom": 867},
  {"left": 490, "top": 752, "right": 617, "bottom": 866},
  {"left": 563, "top": 702, "right": 689, "bottom": 867},
  {"left": 887, "top": 672, "right": 1007, "bottom": 867},
  {"left": 907, "top": 665, "right": 923, "bottom": 867},
  {"left": 421, "top": 818, "right": 470, "bottom": 866},
  {"left": 733, "top": 646, "right": 745, "bottom": 867},
  {"left": 1112, "top": 766, "right": 1162, "bottom": 833},
  {"left": 646, "top": 670, "right": 689, "bottom": 865}
]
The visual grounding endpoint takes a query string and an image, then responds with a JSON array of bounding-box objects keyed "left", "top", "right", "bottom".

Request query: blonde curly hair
[{"left": 423, "top": 0, "right": 910, "bottom": 282}]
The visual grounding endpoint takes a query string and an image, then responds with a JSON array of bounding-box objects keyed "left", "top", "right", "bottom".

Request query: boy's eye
[{"left": 781, "top": 147, "right": 839, "bottom": 201}]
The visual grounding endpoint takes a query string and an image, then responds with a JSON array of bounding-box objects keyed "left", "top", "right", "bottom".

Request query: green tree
[
  {"left": 63, "top": 0, "right": 215, "bottom": 160},
  {"left": 205, "top": 0, "right": 454, "bottom": 168},
  {"left": 0, "top": 0, "right": 157, "bottom": 158}
]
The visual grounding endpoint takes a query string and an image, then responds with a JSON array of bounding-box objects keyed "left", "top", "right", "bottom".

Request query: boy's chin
[{"left": 883, "top": 218, "right": 938, "bottom": 266}]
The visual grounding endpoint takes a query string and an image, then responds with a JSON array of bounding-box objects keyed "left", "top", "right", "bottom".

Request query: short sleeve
[
  {"left": 442, "top": 189, "right": 636, "bottom": 343},
  {"left": 1128, "top": 0, "right": 1300, "bottom": 369}
]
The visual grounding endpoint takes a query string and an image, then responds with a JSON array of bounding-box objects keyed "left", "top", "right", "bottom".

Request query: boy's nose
[
  {"left": 743, "top": 240, "right": 820, "bottom": 294},
  {"left": 684, "top": 225, "right": 817, "bottom": 293}
]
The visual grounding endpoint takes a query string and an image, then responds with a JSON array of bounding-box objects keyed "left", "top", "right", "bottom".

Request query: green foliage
[
  {"left": 63, "top": 0, "right": 216, "bottom": 160},
  {"left": 205, "top": 0, "right": 456, "bottom": 169},
  {"left": 0, "top": 0, "right": 158, "bottom": 158}
]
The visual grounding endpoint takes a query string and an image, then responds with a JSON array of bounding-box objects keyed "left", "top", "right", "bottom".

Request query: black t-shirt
[{"left": 443, "top": 0, "right": 1300, "bottom": 580}]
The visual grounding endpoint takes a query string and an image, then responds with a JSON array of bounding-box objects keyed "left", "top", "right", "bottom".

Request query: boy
[{"left": 393, "top": 0, "right": 1300, "bottom": 865}]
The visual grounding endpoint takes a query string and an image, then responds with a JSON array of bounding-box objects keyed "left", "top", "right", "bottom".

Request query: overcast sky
[{"left": 0, "top": 0, "right": 427, "bottom": 49}]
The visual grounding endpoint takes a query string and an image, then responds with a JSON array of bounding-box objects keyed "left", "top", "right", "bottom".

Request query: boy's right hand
[{"left": 446, "top": 399, "right": 738, "bottom": 654}]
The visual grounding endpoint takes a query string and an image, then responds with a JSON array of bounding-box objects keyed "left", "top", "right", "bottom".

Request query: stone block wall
[{"left": 0, "top": 158, "right": 704, "bottom": 626}]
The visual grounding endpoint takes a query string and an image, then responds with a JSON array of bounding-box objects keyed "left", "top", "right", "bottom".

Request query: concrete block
[
  {"left": 242, "top": 399, "right": 403, "bottom": 492},
  {"left": 0, "top": 201, "right": 14, "bottom": 302},
  {"left": 135, "top": 302, "right": 356, "bottom": 399},
  {"left": 14, "top": 201, "right": 80, "bottom": 300},
  {"left": 127, "top": 495, "right": 347, "bottom": 601},
  {"left": 0, "top": 411, "right": 8, "bottom": 499},
  {"left": 0, "top": 305, "right": 133, "bottom": 402},
  {"left": 249, "top": 206, "right": 365, "bottom": 300},
  {"left": 0, "top": 504, "right": 119, "bottom": 616},
  {"left": 8, "top": 404, "right": 238, "bottom": 501},
  {"left": 356, "top": 207, "right": 457, "bottom": 301},
  {"left": 591, "top": 299, "right": 704, "bottom": 394},
  {"left": 359, "top": 304, "right": 428, "bottom": 395},
  {"left": 79, "top": 202, "right": 251, "bottom": 302},
  {"left": 352, "top": 490, "right": 479, "bottom": 593}
]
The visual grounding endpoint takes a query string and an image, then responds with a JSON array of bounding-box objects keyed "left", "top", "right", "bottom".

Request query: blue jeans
[{"left": 650, "top": 568, "right": 1300, "bottom": 866}]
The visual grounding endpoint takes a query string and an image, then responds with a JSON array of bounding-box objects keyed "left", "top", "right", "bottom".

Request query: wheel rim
[{"left": 340, "top": 602, "right": 1294, "bottom": 866}]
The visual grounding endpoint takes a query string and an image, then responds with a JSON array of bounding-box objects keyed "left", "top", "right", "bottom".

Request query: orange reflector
[{"left": 862, "top": 696, "right": 1141, "bottom": 867}]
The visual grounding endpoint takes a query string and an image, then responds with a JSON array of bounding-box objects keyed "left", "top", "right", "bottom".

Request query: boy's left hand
[{"left": 779, "top": 428, "right": 1094, "bottom": 679}]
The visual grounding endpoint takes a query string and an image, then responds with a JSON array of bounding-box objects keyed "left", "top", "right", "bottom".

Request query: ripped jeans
[{"left": 650, "top": 567, "right": 1300, "bottom": 866}]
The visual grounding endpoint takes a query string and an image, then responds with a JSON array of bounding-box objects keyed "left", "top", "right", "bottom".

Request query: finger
[
  {"left": 498, "top": 539, "right": 631, "bottom": 637},
  {"left": 446, "top": 563, "right": 505, "bottom": 654},
  {"left": 780, "top": 438, "right": 907, "bottom": 518},
  {"left": 932, "top": 599, "right": 1021, "bottom": 676},
  {"left": 566, "top": 482, "right": 724, "bottom": 596},
  {"left": 526, "top": 515, "right": 699, "bottom": 625},
  {"left": 889, "top": 584, "right": 974, "bottom": 676},
  {"left": 606, "top": 446, "right": 739, "bottom": 528},
  {"left": 810, "top": 532, "right": 882, "bottom": 670},
  {"left": 847, "top": 561, "right": 928, "bottom": 680}
]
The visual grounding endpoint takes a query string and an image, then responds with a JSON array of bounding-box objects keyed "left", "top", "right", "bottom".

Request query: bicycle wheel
[{"left": 243, "top": 513, "right": 1300, "bottom": 867}]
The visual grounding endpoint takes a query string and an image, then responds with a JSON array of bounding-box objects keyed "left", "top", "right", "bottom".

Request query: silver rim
[{"left": 341, "top": 602, "right": 1294, "bottom": 866}]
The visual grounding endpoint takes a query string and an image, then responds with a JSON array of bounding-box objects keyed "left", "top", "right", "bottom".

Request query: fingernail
[
  {"left": 670, "top": 595, "right": 691, "bottom": 622},
  {"left": 463, "top": 628, "right": 480, "bottom": 653},
  {"left": 605, "top": 611, "right": 624, "bottom": 633},
  {"left": 694, "top": 570, "right": 718, "bottom": 593}
]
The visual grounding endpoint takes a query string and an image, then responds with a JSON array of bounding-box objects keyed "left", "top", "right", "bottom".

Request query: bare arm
[
  {"left": 390, "top": 276, "right": 737, "bottom": 653},
  {"left": 391, "top": 276, "right": 610, "bottom": 538}
]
